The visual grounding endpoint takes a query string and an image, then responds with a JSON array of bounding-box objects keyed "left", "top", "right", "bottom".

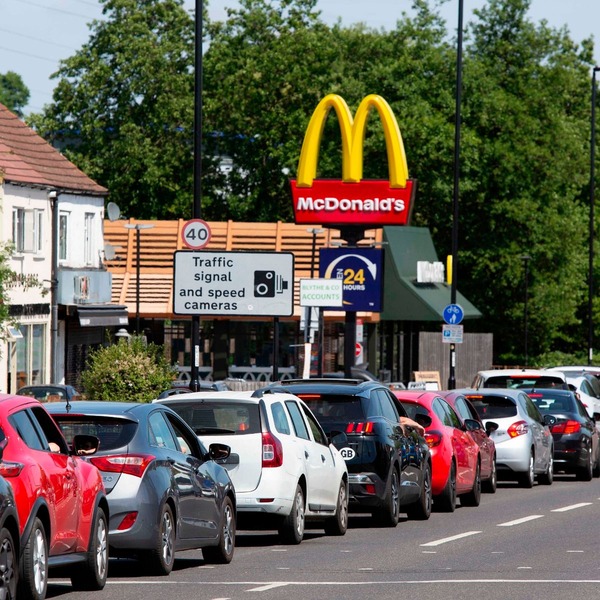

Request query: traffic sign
[
  {"left": 443, "top": 303, "right": 464, "bottom": 325},
  {"left": 355, "top": 342, "right": 363, "bottom": 358},
  {"left": 442, "top": 324, "right": 464, "bottom": 344},
  {"left": 181, "top": 219, "right": 211, "bottom": 250}
]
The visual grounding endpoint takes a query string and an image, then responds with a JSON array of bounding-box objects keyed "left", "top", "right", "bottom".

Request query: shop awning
[
  {"left": 77, "top": 305, "right": 129, "bottom": 327},
  {"left": 380, "top": 227, "right": 482, "bottom": 322}
]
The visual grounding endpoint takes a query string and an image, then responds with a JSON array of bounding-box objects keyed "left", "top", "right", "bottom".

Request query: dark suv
[{"left": 266, "top": 379, "right": 432, "bottom": 526}]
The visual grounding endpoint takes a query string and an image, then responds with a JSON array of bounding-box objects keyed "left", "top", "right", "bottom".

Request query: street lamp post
[
  {"left": 589, "top": 67, "right": 600, "bottom": 365},
  {"left": 520, "top": 254, "right": 531, "bottom": 367},
  {"left": 124, "top": 223, "right": 154, "bottom": 335}
]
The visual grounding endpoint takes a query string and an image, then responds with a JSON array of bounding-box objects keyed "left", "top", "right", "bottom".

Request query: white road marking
[
  {"left": 567, "top": 550, "right": 584, "bottom": 553},
  {"left": 497, "top": 515, "right": 544, "bottom": 527},
  {"left": 247, "top": 583, "right": 290, "bottom": 592},
  {"left": 518, "top": 567, "right": 532, "bottom": 570},
  {"left": 552, "top": 503, "right": 593, "bottom": 512},
  {"left": 270, "top": 548, "right": 288, "bottom": 552},
  {"left": 422, "top": 551, "right": 437, "bottom": 554},
  {"left": 420, "top": 531, "right": 482, "bottom": 547}
]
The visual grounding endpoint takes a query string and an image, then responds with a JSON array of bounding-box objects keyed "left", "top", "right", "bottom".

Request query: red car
[
  {"left": 439, "top": 390, "right": 498, "bottom": 493},
  {"left": 393, "top": 390, "right": 481, "bottom": 512},
  {"left": 0, "top": 394, "right": 109, "bottom": 600}
]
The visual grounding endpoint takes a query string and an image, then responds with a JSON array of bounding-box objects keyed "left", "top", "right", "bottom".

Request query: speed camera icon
[{"left": 254, "top": 270, "right": 289, "bottom": 298}]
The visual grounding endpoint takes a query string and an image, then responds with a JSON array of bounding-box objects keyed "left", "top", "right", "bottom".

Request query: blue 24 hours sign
[{"left": 319, "top": 247, "right": 384, "bottom": 312}]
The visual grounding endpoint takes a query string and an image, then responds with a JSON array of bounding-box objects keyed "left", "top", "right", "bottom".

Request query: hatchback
[
  {"left": 462, "top": 389, "right": 555, "bottom": 487},
  {"left": 395, "top": 390, "right": 482, "bottom": 511},
  {"left": 158, "top": 389, "right": 349, "bottom": 544},
  {"left": 523, "top": 388, "right": 600, "bottom": 480},
  {"left": 266, "top": 379, "right": 432, "bottom": 525},
  {"left": 46, "top": 401, "right": 236, "bottom": 574},
  {"left": 0, "top": 394, "right": 108, "bottom": 600}
]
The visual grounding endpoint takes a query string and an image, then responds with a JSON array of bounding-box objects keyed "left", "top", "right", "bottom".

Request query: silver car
[{"left": 462, "top": 389, "right": 555, "bottom": 488}]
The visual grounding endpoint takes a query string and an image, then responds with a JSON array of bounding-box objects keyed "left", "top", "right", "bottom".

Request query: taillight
[
  {"left": 507, "top": 421, "right": 529, "bottom": 438},
  {"left": 262, "top": 431, "right": 283, "bottom": 468},
  {"left": 346, "top": 422, "right": 376, "bottom": 434},
  {"left": 90, "top": 454, "right": 155, "bottom": 478},
  {"left": 423, "top": 430, "right": 443, "bottom": 448},
  {"left": 551, "top": 420, "right": 581, "bottom": 435},
  {"left": 0, "top": 461, "right": 24, "bottom": 477},
  {"left": 117, "top": 512, "right": 138, "bottom": 531}
]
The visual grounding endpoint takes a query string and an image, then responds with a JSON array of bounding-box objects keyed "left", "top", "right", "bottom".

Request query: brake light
[
  {"left": 423, "top": 430, "right": 443, "bottom": 448},
  {"left": 262, "top": 431, "right": 283, "bottom": 468},
  {"left": 551, "top": 420, "right": 581, "bottom": 435},
  {"left": 117, "top": 512, "right": 138, "bottom": 531},
  {"left": 0, "top": 461, "right": 24, "bottom": 477},
  {"left": 507, "top": 421, "right": 529, "bottom": 438},
  {"left": 346, "top": 422, "right": 375, "bottom": 434},
  {"left": 90, "top": 454, "right": 155, "bottom": 477}
]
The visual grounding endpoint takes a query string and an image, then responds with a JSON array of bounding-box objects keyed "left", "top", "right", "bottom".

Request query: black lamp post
[
  {"left": 589, "top": 67, "right": 600, "bottom": 365},
  {"left": 520, "top": 254, "right": 531, "bottom": 367}
]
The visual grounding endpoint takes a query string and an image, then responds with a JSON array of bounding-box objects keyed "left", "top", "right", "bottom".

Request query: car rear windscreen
[
  {"left": 465, "top": 395, "right": 518, "bottom": 419},
  {"left": 483, "top": 375, "right": 566, "bottom": 389},
  {"left": 52, "top": 416, "right": 137, "bottom": 451},
  {"left": 296, "top": 394, "right": 365, "bottom": 424},
  {"left": 167, "top": 401, "right": 260, "bottom": 434}
]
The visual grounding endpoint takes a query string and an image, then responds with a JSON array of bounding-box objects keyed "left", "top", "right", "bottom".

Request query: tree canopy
[
  {"left": 28, "top": 0, "right": 599, "bottom": 364},
  {"left": 0, "top": 71, "right": 29, "bottom": 117}
]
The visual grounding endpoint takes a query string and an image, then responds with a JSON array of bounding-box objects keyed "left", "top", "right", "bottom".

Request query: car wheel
[
  {"left": 406, "top": 462, "right": 432, "bottom": 520},
  {"left": 324, "top": 480, "right": 349, "bottom": 536},
  {"left": 538, "top": 453, "right": 554, "bottom": 485},
  {"left": 461, "top": 460, "right": 482, "bottom": 507},
  {"left": 71, "top": 506, "right": 108, "bottom": 590},
  {"left": 146, "top": 504, "right": 176, "bottom": 575},
  {"left": 203, "top": 496, "right": 235, "bottom": 564},
  {"left": 373, "top": 467, "right": 400, "bottom": 527},
  {"left": 0, "top": 526, "right": 17, "bottom": 600},
  {"left": 518, "top": 451, "right": 535, "bottom": 488},
  {"left": 18, "top": 517, "right": 47, "bottom": 600},
  {"left": 576, "top": 449, "right": 593, "bottom": 482},
  {"left": 482, "top": 456, "right": 497, "bottom": 493},
  {"left": 279, "top": 484, "right": 305, "bottom": 544},
  {"left": 435, "top": 460, "right": 457, "bottom": 512}
]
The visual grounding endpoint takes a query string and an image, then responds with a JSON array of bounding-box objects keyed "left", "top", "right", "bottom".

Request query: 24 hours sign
[{"left": 173, "top": 251, "right": 294, "bottom": 316}]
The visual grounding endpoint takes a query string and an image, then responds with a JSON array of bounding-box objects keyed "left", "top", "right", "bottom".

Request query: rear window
[
  {"left": 167, "top": 401, "right": 260, "bottom": 435},
  {"left": 52, "top": 416, "right": 137, "bottom": 451},
  {"left": 465, "top": 395, "right": 517, "bottom": 419},
  {"left": 483, "top": 375, "right": 566, "bottom": 389},
  {"left": 296, "top": 394, "right": 365, "bottom": 423},
  {"left": 527, "top": 392, "right": 576, "bottom": 413}
]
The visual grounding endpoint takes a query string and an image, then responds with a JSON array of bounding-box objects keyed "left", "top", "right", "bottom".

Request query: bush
[{"left": 81, "top": 336, "right": 176, "bottom": 402}]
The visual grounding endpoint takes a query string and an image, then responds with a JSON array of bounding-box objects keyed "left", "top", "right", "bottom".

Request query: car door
[{"left": 519, "top": 394, "right": 552, "bottom": 471}]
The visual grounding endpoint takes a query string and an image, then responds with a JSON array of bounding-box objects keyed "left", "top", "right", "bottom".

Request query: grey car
[{"left": 45, "top": 401, "right": 236, "bottom": 574}]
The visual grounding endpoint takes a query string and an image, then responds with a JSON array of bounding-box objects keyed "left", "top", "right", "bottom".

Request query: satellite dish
[
  {"left": 107, "top": 202, "right": 121, "bottom": 221},
  {"left": 104, "top": 244, "right": 117, "bottom": 261}
]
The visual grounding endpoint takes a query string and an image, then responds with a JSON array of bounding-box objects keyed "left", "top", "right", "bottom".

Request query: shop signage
[{"left": 299, "top": 278, "right": 344, "bottom": 307}]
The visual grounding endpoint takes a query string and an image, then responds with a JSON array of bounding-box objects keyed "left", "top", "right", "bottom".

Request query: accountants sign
[{"left": 290, "top": 94, "right": 415, "bottom": 227}]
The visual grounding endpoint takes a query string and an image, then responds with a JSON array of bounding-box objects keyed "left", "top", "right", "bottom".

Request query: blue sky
[{"left": 1, "top": 0, "right": 599, "bottom": 114}]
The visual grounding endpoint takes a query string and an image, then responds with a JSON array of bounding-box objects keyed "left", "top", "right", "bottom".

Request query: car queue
[{"left": 0, "top": 366, "right": 599, "bottom": 599}]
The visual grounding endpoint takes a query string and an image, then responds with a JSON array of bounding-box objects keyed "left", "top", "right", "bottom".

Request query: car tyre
[
  {"left": 518, "top": 451, "right": 535, "bottom": 488},
  {"left": 0, "top": 526, "right": 17, "bottom": 600},
  {"left": 71, "top": 506, "right": 108, "bottom": 590},
  {"left": 461, "top": 460, "right": 481, "bottom": 507},
  {"left": 538, "top": 454, "right": 554, "bottom": 485},
  {"left": 435, "top": 460, "right": 457, "bottom": 512},
  {"left": 19, "top": 517, "right": 47, "bottom": 600},
  {"left": 203, "top": 496, "right": 235, "bottom": 564},
  {"left": 406, "top": 462, "right": 432, "bottom": 520},
  {"left": 146, "top": 504, "right": 176, "bottom": 575},
  {"left": 279, "top": 485, "right": 305, "bottom": 544},
  {"left": 374, "top": 467, "right": 400, "bottom": 527},
  {"left": 576, "top": 450, "right": 593, "bottom": 482},
  {"left": 482, "top": 456, "right": 497, "bottom": 493},
  {"left": 324, "top": 480, "right": 348, "bottom": 536}
]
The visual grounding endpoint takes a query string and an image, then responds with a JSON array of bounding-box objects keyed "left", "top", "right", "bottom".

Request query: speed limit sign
[{"left": 181, "top": 219, "right": 211, "bottom": 250}]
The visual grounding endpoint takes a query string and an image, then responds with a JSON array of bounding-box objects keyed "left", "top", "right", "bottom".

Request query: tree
[
  {"left": 80, "top": 335, "right": 176, "bottom": 402},
  {"left": 0, "top": 71, "right": 30, "bottom": 117}
]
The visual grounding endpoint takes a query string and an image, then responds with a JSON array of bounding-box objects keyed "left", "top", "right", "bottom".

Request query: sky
[{"left": 1, "top": 0, "right": 600, "bottom": 115}]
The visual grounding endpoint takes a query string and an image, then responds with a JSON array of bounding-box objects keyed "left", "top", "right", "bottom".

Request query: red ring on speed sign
[{"left": 181, "top": 219, "right": 211, "bottom": 250}]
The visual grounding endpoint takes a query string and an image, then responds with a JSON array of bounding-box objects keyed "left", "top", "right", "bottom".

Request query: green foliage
[
  {"left": 0, "top": 71, "right": 30, "bottom": 117},
  {"left": 81, "top": 336, "right": 176, "bottom": 402}
]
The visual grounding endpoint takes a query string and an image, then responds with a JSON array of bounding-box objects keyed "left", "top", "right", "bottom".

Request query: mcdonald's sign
[{"left": 290, "top": 94, "right": 415, "bottom": 227}]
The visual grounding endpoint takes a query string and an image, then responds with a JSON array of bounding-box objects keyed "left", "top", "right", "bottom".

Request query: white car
[
  {"left": 157, "top": 389, "right": 348, "bottom": 544},
  {"left": 470, "top": 368, "right": 568, "bottom": 390},
  {"left": 546, "top": 367, "right": 600, "bottom": 419}
]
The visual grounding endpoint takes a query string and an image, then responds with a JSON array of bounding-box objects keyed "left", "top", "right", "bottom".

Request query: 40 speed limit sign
[{"left": 181, "top": 219, "right": 211, "bottom": 250}]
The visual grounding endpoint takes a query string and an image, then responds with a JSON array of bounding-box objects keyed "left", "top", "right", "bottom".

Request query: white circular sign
[
  {"left": 181, "top": 219, "right": 211, "bottom": 250},
  {"left": 339, "top": 447, "right": 356, "bottom": 461}
]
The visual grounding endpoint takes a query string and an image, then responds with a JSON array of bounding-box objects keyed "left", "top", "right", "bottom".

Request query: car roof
[
  {"left": 156, "top": 390, "right": 300, "bottom": 404},
  {"left": 519, "top": 388, "right": 575, "bottom": 398},
  {"left": 476, "top": 369, "right": 566, "bottom": 381},
  {"left": 44, "top": 400, "right": 157, "bottom": 419},
  {"left": 392, "top": 390, "right": 442, "bottom": 403},
  {"left": 266, "top": 379, "right": 382, "bottom": 396},
  {"left": 462, "top": 388, "right": 523, "bottom": 401}
]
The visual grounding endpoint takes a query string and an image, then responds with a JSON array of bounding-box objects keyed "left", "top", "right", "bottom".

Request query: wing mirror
[
  {"left": 543, "top": 414, "right": 557, "bottom": 427},
  {"left": 72, "top": 434, "right": 100, "bottom": 456},
  {"left": 463, "top": 418, "right": 482, "bottom": 432},
  {"left": 485, "top": 421, "right": 499, "bottom": 436},
  {"left": 208, "top": 442, "right": 231, "bottom": 461},
  {"left": 414, "top": 413, "right": 432, "bottom": 429}
]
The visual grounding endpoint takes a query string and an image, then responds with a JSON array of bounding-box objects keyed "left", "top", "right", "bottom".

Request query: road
[{"left": 47, "top": 475, "right": 600, "bottom": 600}]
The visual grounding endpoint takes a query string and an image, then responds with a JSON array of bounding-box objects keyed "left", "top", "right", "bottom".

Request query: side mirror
[
  {"left": 463, "top": 418, "right": 482, "bottom": 432},
  {"left": 414, "top": 413, "right": 432, "bottom": 429},
  {"left": 72, "top": 434, "right": 100, "bottom": 456},
  {"left": 543, "top": 414, "right": 557, "bottom": 427},
  {"left": 328, "top": 431, "right": 348, "bottom": 446},
  {"left": 208, "top": 442, "right": 231, "bottom": 461},
  {"left": 485, "top": 421, "right": 499, "bottom": 436}
]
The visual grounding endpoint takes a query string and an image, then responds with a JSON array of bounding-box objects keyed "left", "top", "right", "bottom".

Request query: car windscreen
[
  {"left": 483, "top": 375, "right": 566, "bottom": 389},
  {"left": 166, "top": 401, "right": 260, "bottom": 435},
  {"left": 296, "top": 394, "right": 366, "bottom": 426},
  {"left": 464, "top": 395, "right": 518, "bottom": 419},
  {"left": 51, "top": 415, "right": 137, "bottom": 451}
]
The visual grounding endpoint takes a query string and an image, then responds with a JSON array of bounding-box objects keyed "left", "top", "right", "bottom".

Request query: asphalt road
[{"left": 47, "top": 474, "right": 600, "bottom": 600}]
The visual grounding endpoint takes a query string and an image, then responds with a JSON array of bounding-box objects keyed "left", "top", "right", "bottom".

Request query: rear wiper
[{"left": 194, "top": 427, "right": 236, "bottom": 435}]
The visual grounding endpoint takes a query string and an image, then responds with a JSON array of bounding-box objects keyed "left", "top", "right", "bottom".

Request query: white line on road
[
  {"left": 247, "top": 583, "right": 290, "bottom": 592},
  {"left": 497, "top": 515, "right": 544, "bottom": 527},
  {"left": 551, "top": 503, "right": 593, "bottom": 512},
  {"left": 420, "top": 531, "right": 482, "bottom": 547}
]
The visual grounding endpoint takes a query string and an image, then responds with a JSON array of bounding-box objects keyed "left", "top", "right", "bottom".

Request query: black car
[
  {"left": 266, "top": 379, "right": 432, "bottom": 526},
  {"left": 523, "top": 388, "right": 600, "bottom": 480}
]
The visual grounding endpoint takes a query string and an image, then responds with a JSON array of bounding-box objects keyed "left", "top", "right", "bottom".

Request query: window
[
  {"left": 84, "top": 212, "right": 94, "bottom": 265},
  {"left": 12, "top": 208, "right": 43, "bottom": 254},
  {"left": 302, "top": 406, "right": 328, "bottom": 446},
  {"left": 59, "top": 212, "right": 69, "bottom": 261},
  {"left": 376, "top": 390, "right": 400, "bottom": 423},
  {"left": 148, "top": 411, "right": 178, "bottom": 450},
  {"left": 285, "top": 400, "right": 310, "bottom": 440},
  {"left": 454, "top": 397, "right": 475, "bottom": 422},
  {"left": 14, "top": 324, "right": 46, "bottom": 387},
  {"left": 271, "top": 402, "right": 291, "bottom": 435}
]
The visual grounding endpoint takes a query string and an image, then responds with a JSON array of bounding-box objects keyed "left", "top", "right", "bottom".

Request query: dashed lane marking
[
  {"left": 420, "top": 531, "right": 482, "bottom": 547},
  {"left": 497, "top": 515, "right": 544, "bottom": 527},
  {"left": 551, "top": 503, "right": 593, "bottom": 512}
]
